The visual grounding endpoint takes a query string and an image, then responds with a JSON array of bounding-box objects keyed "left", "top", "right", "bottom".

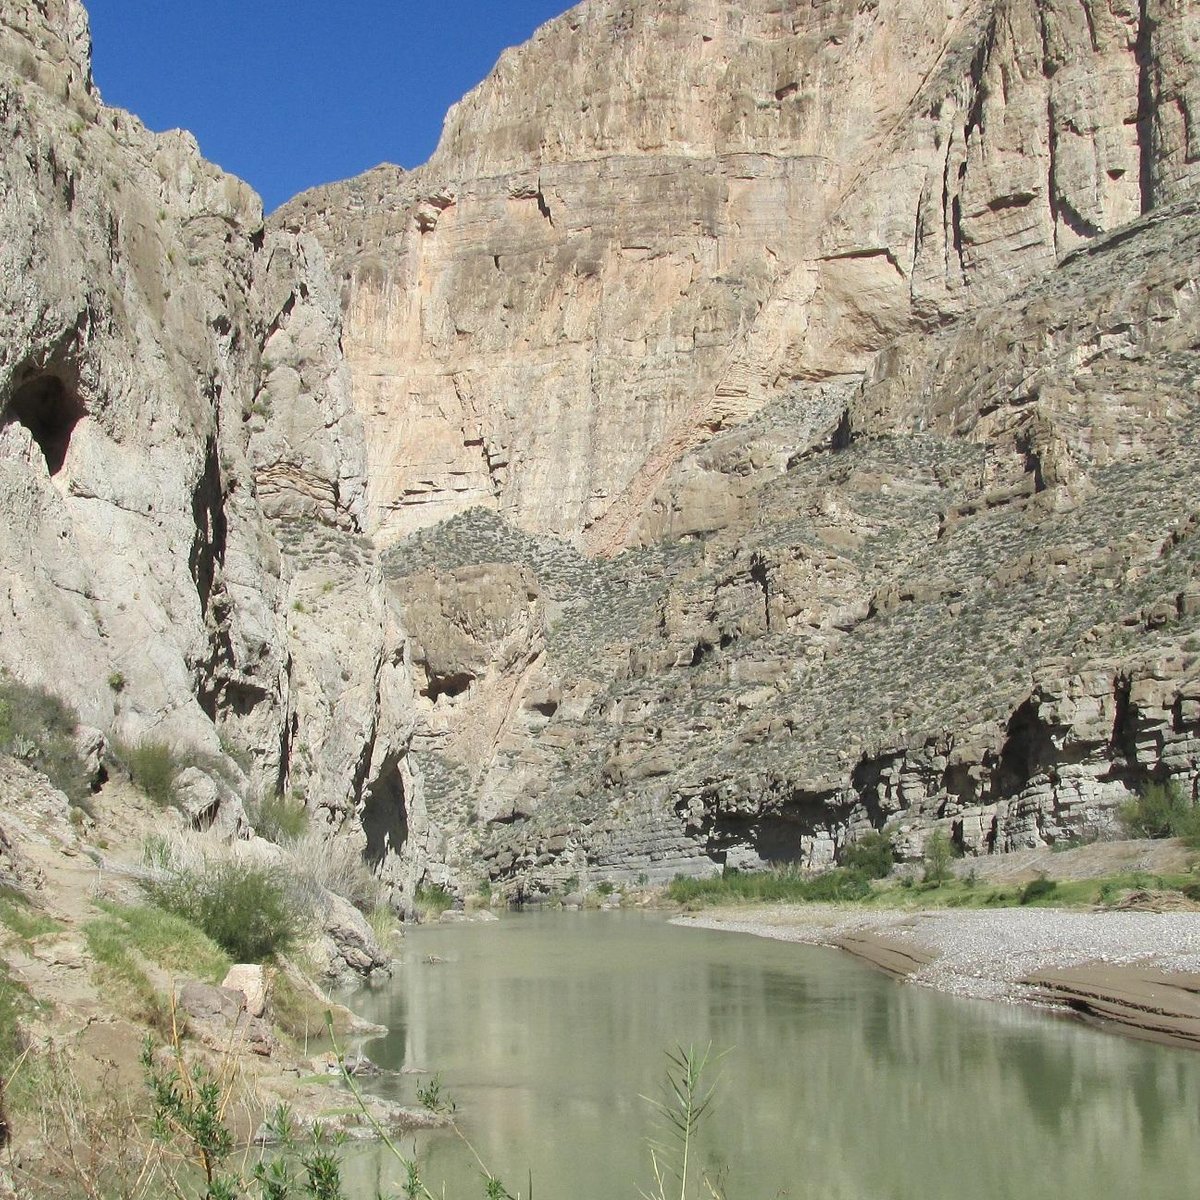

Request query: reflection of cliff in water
[{"left": 342, "top": 913, "right": 1200, "bottom": 1200}]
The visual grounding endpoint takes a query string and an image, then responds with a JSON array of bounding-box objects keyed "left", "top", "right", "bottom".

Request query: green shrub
[
  {"left": 922, "top": 830, "right": 954, "bottom": 885},
  {"left": 247, "top": 789, "right": 309, "bottom": 845},
  {"left": 596, "top": 881, "right": 615, "bottom": 896},
  {"left": 117, "top": 739, "right": 178, "bottom": 808},
  {"left": 841, "top": 831, "right": 894, "bottom": 879},
  {"left": 666, "top": 865, "right": 871, "bottom": 907},
  {"left": 142, "top": 860, "right": 304, "bottom": 962},
  {"left": 0, "top": 676, "right": 90, "bottom": 806},
  {"left": 1120, "top": 780, "right": 1200, "bottom": 841},
  {"left": 1019, "top": 875, "right": 1058, "bottom": 905},
  {"left": 415, "top": 883, "right": 454, "bottom": 919}
]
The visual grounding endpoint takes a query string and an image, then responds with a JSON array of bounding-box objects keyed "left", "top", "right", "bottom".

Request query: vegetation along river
[{"left": 341, "top": 911, "right": 1200, "bottom": 1200}]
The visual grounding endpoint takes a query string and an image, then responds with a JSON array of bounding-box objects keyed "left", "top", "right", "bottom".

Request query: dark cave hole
[
  {"left": 362, "top": 760, "right": 408, "bottom": 870},
  {"left": 5, "top": 373, "right": 85, "bottom": 475},
  {"left": 421, "top": 671, "right": 473, "bottom": 703}
]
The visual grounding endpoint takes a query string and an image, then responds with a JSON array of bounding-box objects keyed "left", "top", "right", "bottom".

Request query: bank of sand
[{"left": 673, "top": 905, "right": 1200, "bottom": 1050}]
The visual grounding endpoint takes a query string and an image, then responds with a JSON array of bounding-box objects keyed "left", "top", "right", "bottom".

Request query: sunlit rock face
[
  {"left": 270, "top": 0, "right": 1200, "bottom": 895},
  {"left": 3, "top": 0, "right": 1200, "bottom": 904},
  {"left": 279, "top": 0, "right": 1197, "bottom": 555}
]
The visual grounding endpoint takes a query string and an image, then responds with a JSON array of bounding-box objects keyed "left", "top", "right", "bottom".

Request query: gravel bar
[{"left": 673, "top": 906, "right": 1200, "bottom": 1049}]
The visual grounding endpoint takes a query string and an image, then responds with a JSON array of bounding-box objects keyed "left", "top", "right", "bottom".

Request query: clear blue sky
[{"left": 85, "top": 2, "right": 576, "bottom": 212}]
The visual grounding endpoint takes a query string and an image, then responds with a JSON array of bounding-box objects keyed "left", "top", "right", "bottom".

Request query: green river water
[{"left": 341, "top": 911, "right": 1200, "bottom": 1200}]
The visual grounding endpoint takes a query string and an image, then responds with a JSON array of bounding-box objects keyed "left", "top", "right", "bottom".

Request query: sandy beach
[{"left": 673, "top": 905, "right": 1200, "bottom": 1050}]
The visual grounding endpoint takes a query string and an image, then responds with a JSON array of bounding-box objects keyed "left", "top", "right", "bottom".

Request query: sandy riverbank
[{"left": 673, "top": 905, "right": 1200, "bottom": 1050}]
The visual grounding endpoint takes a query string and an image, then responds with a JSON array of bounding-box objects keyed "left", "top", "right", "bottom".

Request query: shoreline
[{"left": 672, "top": 905, "right": 1200, "bottom": 1051}]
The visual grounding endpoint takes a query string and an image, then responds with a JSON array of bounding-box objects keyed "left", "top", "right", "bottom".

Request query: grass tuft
[
  {"left": 0, "top": 675, "right": 91, "bottom": 807},
  {"left": 246, "top": 789, "right": 309, "bottom": 845},
  {"left": 142, "top": 859, "right": 305, "bottom": 963}
]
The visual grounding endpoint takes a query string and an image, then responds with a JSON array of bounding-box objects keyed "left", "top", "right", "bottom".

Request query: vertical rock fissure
[{"left": 1134, "top": 0, "right": 1157, "bottom": 213}]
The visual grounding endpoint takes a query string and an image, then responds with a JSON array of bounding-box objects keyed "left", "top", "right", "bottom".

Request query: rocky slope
[{"left": 3, "top": 0, "right": 1200, "bottom": 912}]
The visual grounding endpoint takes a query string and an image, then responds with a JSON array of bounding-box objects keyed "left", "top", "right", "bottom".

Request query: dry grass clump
[{"left": 287, "top": 829, "right": 385, "bottom": 914}]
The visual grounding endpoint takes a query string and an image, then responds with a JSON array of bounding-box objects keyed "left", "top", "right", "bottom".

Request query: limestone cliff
[
  {"left": 278, "top": 0, "right": 1200, "bottom": 893},
  {"left": 280, "top": 0, "right": 1198, "bottom": 555},
  {"left": 0, "top": 0, "right": 409, "bottom": 916},
  {"left": 3, "top": 0, "right": 1200, "bottom": 908}
]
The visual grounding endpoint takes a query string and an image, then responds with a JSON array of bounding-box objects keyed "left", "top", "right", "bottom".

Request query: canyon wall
[
  {"left": 282, "top": 0, "right": 1200, "bottom": 893},
  {"left": 0, "top": 0, "right": 412, "bottom": 903},
  {"left": 2, "top": 0, "right": 1199, "bottom": 903},
  {"left": 281, "top": 0, "right": 1198, "bottom": 554}
]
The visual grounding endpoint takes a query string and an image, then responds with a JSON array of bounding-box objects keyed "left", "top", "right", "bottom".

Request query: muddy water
[{"left": 342, "top": 911, "right": 1200, "bottom": 1200}]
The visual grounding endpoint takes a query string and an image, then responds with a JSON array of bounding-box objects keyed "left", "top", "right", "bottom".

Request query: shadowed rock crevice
[
  {"left": 361, "top": 756, "right": 408, "bottom": 870},
  {"left": 3, "top": 372, "right": 85, "bottom": 475}
]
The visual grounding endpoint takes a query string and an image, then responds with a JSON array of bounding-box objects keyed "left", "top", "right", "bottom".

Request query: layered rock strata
[{"left": 3, "top": 0, "right": 1200, "bottom": 909}]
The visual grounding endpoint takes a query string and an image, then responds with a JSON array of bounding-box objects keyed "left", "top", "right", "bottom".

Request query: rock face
[
  {"left": 280, "top": 0, "right": 1200, "bottom": 893},
  {"left": 2, "top": 0, "right": 1200, "bottom": 906},
  {"left": 280, "top": 0, "right": 1198, "bottom": 555},
  {"left": 0, "top": 0, "right": 410, "bottom": 931}
]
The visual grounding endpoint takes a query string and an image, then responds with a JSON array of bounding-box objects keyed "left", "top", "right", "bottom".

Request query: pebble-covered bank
[{"left": 673, "top": 906, "right": 1200, "bottom": 1049}]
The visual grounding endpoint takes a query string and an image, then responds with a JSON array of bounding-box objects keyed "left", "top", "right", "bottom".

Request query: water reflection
[{"left": 342, "top": 912, "right": 1200, "bottom": 1200}]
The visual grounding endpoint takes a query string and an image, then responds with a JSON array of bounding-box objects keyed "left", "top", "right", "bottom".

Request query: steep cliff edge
[
  {"left": 280, "top": 0, "right": 1197, "bottom": 553},
  {"left": 0, "top": 1, "right": 410, "bottom": 916}
]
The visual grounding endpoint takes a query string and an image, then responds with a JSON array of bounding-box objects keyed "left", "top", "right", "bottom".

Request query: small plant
[
  {"left": 841, "top": 830, "right": 894, "bottom": 879},
  {"left": 289, "top": 830, "right": 383, "bottom": 913},
  {"left": 142, "top": 860, "right": 304, "bottom": 962},
  {"left": 118, "top": 738, "right": 179, "bottom": 809},
  {"left": 1120, "top": 780, "right": 1200, "bottom": 842},
  {"left": 1019, "top": 875, "right": 1058, "bottom": 905},
  {"left": 142, "top": 1037, "right": 235, "bottom": 1196},
  {"left": 641, "top": 1043, "right": 722, "bottom": 1200},
  {"left": 247, "top": 789, "right": 309, "bottom": 845},
  {"left": 0, "top": 676, "right": 91, "bottom": 807},
  {"left": 107, "top": 670, "right": 126, "bottom": 693},
  {"left": 922, "top": 829, "right": 954, "bottom": 886},
  {"left": 416, "top": 1072, "right": 456, "bottom": 1115},
  {"left": 561, "top": 874, "right": 581, "bottom": 894},
  {"left": 414, "top": 883, "right": 454, "bottom": 920},
  {"left": 144, "top": 1032, "right": 349, "bottom": 1200},
  {"left": 596, "top": 881, "right": 615, "bottom": 896}
]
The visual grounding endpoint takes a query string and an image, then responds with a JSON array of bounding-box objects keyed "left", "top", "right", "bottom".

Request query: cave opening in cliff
[
  {"left": 4, "top": 373, "right": 85, "bottom": 475},
  {"left": 362, "top": 756, "right": 408, "bottom": 870}
]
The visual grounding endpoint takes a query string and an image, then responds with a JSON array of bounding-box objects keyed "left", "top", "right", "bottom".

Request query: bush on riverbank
[
  {"left": 1120, "top": 780, "right": 1200, "bottom": 843},
  {"left": 669, "top": 865, "right": 871, "bottom": 907},
  {"left": 840, "top": 830, "right": 894, "bottom": 879},
  {"left": 142, "top": 859, "right": 304, "bottom": 962},
  {"left": 415, "top": 882, "right": 455, "bottom": 919}
]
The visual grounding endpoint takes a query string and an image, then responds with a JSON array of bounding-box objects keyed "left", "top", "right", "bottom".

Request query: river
[{"left": 341, "top": 910, "right": 1200, "bottom": 1200}]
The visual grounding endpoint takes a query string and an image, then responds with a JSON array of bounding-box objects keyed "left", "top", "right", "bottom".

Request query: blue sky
[{"left": 85, "top": 2, "right": 576, "bottom": 212}]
